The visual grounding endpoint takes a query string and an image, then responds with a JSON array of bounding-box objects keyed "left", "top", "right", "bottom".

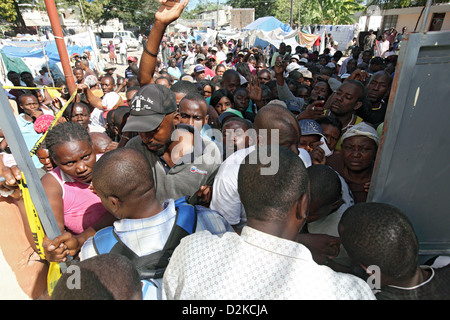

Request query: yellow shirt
[{"left": 334, "top": 115, "right": 364, "bottom": 151}]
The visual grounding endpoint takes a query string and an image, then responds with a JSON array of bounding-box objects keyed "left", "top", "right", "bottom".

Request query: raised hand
[{"left": 155, "top": 0, "right": 190, "bottom": 27}]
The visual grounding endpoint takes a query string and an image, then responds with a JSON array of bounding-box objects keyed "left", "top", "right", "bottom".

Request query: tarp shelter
[
  {"left": 1, "top": 30, "right": 103, "bottom": 86},
  {"left": 1, "top": 41, "right": 92, "bottom": 85},
  {"left": 310, "top": 24, "right": 359, "bottom": 53},
  {"left": 243, "top": 16, "right": 292, "bottom": 33},
  {"left": 296, "top": 32, "right": 321, "bottom": 50}
]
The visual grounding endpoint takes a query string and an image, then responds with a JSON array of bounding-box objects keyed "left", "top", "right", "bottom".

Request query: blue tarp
[
  {"left": 0, "top": 42, "right": 93, "bottom": 64},
  {"left": 243, "top": 16, "right": 292, "bottom": 33}
]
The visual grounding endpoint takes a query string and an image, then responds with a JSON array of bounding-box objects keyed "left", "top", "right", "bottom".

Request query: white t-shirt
[
  {"left": 118, "top": 42, "right": 128, "bottom": 54},
  {"left": 210, "top": 146, "right": 312, "bottom": 232}
]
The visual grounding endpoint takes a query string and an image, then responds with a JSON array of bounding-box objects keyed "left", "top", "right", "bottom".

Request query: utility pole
[
  {"left": 217, "top": 0, "right": 219, "bottom": 30},
  {"left": 290, "top": 0, "right": 293, "bottom": 27},
  {"left": 44, "top": 0, "right": 76, "bottom": 96},
  {"left": 298, "top": 0, "right": 301, "bottom": 29}
]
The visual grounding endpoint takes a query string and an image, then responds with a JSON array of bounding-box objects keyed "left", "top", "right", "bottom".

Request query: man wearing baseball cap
[
  {"left": 193, "top": 64, "right": 206, "bottom": 82},
  {"left": 125, "top": 56, "right": 137, "bottom": 79},
  {"left": 122, "top": 83, "right": 222, "bottom": 205}
]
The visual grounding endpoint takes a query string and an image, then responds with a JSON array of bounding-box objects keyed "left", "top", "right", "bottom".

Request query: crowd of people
[{"left": 1, "top": 0, "right": 449, "bottom": 301}]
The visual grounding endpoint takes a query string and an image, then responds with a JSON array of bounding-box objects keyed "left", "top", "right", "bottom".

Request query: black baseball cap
[{"left": 122, "top": 84, "right": 177, "bottom": 132}]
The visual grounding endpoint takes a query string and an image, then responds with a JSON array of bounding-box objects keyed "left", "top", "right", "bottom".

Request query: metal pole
[
  {"left": 419, "top": 0, "right": 433, "bottom": 33},
  {"left": 44, "top": 0, "right": 77, "bottom": 96},
  {"left": 0, "top": 89, "right": 68, "bottom": 271}
]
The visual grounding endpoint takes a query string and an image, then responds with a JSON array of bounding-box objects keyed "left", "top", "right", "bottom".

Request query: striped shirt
[{"left": 80, "top": 198, "right": 233, "bottom": 299}]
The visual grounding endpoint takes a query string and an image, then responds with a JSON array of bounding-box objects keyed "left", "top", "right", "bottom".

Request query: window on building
[
  {"left": 382, "top": 15, "right": 398, "bottom": 32},
  {"left": 429, "top": 13, "right": 445, "bottom": 32}
]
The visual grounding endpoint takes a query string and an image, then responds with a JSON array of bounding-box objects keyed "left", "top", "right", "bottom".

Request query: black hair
[
  {"left": 52, "top": 267, "right": 114, "bottom": 300},
  {"left": 127, "top": 76, "right": 140, "bottom": 87},
  {"left": 75, "top": 253, "right": 142, "bottom": 300},
  {"left": 92, "top": 147, "right": 155, "bottom": 202},
  {"left": 235, "top": 63, "right": 252, "bottom": 80},
  {"left": 18, "top": 92, "right": 37, "bottom": 106},
  {"left": 340, "top": 202, "right": 419, "bottom": 282},
  {"left": 307, "top": 164, "right": 342, "bottom": 209},
  {"left": 45, "top": 122, "right": 92, "bottom": 160},
  {"left": 180, "top": 91, "right": 208, "bottom": 110},
  {"left": 344, "top": 79, "right": 367, "bottom": 103},
  {"left": 316, "top": 115, "right": 343, "bottom": 133},
  {"left": 222, "top": 116, "right": 253, "bottom": 131},
  {"left": 210, "top": 89, "right": 234, "bottom": 108},
  {"left": 238, "top": 145, "right": 308, "bottom": 222},
  {"left": 221, "top": 69, "right": 240, "bottom": 82},
  {"left": 170, "top": 80, "right": 198, "bottom": 95},
  {"left": 198, "top": 79, "right": 216, "bottom": 96}
]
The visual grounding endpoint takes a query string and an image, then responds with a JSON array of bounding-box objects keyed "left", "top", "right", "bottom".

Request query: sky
[{"left": 186, "top": 0, "right": 224, "bottom": 11}]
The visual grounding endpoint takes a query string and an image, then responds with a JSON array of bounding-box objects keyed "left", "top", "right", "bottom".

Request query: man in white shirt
[
  {"left": 184, "top": 44, "right": 196, "bottom": 70},
  {"left": 210, "top": 104, "right": 311, "bottom": 233},
  {"left": 118, "top": 39, "right": 128, "bottom": 65},
  {"left": 162, "top": 145, "right": 376, "bottom": 300}
]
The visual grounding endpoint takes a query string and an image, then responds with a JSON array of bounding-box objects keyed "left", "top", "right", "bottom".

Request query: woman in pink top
[{"left": 39, "top": 122, "right": 114, "bottom": 252}]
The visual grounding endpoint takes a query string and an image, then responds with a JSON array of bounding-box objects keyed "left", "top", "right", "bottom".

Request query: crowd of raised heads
[{"left": 1, "top": 0, "right": 448, "bottom": 301}]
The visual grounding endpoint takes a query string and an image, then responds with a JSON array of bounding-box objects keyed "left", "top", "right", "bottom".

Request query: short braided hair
[{"left": 45, "top": 122, "right": 92, "bottom": 160}]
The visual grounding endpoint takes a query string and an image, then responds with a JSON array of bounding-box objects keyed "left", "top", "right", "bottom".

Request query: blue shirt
[{"left": 16, "top": 114, "right": 43, "bottom": 168}]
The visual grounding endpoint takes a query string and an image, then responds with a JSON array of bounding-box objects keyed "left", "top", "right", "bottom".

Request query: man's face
[
  {"left": 362, "top": 51, "right": 372, "bottom": 63},
  {"left": 321, "top": 124, "right": 340, "bottom": 151},
  {"left": 258, "top": 71, "right": 271, "bottom": 85},
  {"left": 310, "top": 81, "right": 329, "bottom": 101},
  {"left": 329, "top": 83, "right": 362, "bottom": 117},
  {"left": 299, "top": 134, "right": 321, "bottom": 153},
  {"left": 21, "top": 73, "right": 34, "bottom": 86},
  {"left": 101, "top": 77, "right": 115, "bottom": 93},
  {"left": 256, "top": 62, "right": 265, "bottom": 73},
  {"left": 74, "top": 69, "right": 84, "bottom": 82},
  {"left": 233, "top": 90, "right": 250, "bottom": 113},
  {"left": 8, "top": 73, "right": 21, "bottom": 86},
  {"left": 367, "top": 73, "right": 390, "bottom": 103},
  {"left": 138, "top": 113, "right": 177, "bottom": 156},
  {"left": 71, "top": 105, "right": 90, "bottom": 129},
  {"left": 221, "top": 74, "right": 241, "bottom": 95},
  {"left": 195, "top": 70, "right": 205, "bottom": 81},
  {"left": 36, "top": 148, "right": 54, "bottom": 172},
  {"left": 178, "top": 99, "right": 208, "bottom": 131},
  {"left": 222, "top": 120, "right": 250, "bottom": 154}
]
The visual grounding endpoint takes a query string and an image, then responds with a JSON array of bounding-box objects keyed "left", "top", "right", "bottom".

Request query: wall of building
[{"left": 357, "top": 4, "right": 450, "bottom": 33}]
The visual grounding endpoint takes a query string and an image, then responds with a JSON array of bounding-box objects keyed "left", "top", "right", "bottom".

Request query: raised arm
[{"left": 138, "top": 0, "right": 190, "bottom": 85}]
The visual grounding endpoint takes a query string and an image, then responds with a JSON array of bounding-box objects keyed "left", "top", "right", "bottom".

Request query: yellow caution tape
[
  {"left": 30, "top": 89, "right": 78, "bottom": 156},
  {"left": 18, "top": 173, "right": 62, "bottom": 296},
  {"left": 2, "top": 86, "right": 63, "bottom": 90}
]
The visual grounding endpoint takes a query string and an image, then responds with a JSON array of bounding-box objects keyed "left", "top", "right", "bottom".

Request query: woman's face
[
  {"left": 203, "top": 85, "right": 213, "bottom": 98},
  {"left": 342, "top": 136, "right": 377, "bottom": 172},
  {"left": 216, "top": 66, "right": 226, "bottom": 77},
  {"left": 52, "top": 140, "right": 96, "bottom": 184},
  {"left": 214, "top": 96, "right": 232, "bottom": 115}
]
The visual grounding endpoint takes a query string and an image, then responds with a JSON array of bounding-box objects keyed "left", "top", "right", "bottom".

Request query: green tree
[
  {"left": 61, "top": 0, "right": 160, "bottom": 33},
  {"left": 0, "top": 0, "right": 34, "bottom": 30},
  {"left": 226, "top": 0, "right": 278, "bottom": 19},
  {"left": 366, "top": 0, "right": 448, "bottom": 10}
]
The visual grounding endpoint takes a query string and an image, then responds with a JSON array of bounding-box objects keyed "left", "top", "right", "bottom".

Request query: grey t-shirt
[{"left": 126, "top": 128, "right": 222, "bottom": 205}]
